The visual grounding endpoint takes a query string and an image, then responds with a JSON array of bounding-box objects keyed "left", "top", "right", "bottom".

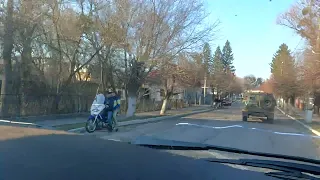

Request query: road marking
[
  {"left": 0, "top": 120, "right": 38, "bottom": 126},
  {"left": 107, "top": 138, "right": 122, "bottom": 142},
  {"left": 177, "top": 123, "right": 242, "bottom": 129},
  {"left": 176, "top": 123, "right": 320, "bottom": 139},
  {"left": 276, "top": 107, "right": 320, "bottom": 136}
]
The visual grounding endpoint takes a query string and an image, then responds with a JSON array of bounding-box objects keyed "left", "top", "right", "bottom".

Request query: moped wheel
[
  {"left": 106, "top": 118, "right": 116, "bottom": 132},
  {"left": 85, "top": 118, "right": 97, "bottom": 133}
]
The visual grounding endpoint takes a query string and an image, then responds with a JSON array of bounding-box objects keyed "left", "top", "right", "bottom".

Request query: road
[
  {"left": 1, "top": 102, "right": 320, "bottom": 179},
  {"left": 91, "top": 102, "right": 320, "bottom": 161}
]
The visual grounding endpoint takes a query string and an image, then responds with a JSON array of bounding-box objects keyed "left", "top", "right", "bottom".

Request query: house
[
  {"left": 143, "top": 69, "right": 203, "bottom": 104},
  {"left": 113, "top": 64, "right": 202, "bottom": 104}
]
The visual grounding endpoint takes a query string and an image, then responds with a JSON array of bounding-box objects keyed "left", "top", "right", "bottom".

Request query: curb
[
  {"left": 276, "top": 107, "right": 320, "bottom": 136},
  {"left": 68, "top": 108, "right": 213, "bottom": 133}
]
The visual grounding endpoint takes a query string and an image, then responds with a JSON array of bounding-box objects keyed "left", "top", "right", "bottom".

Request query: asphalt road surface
[
  {"left": 1, "top": 102, "right": 320, "bottom": 179},
  {"left": 92, "top": 102, "right": 320, "bottom": 161}
]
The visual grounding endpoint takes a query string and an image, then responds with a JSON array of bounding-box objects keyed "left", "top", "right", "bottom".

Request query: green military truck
[{"left": 242, "top": 91, "right": 276, "bottom": 123}]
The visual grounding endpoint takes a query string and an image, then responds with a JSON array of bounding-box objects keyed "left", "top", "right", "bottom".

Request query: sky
[{"left": 205, "top": 0, "right": 304, "bottom": 79}]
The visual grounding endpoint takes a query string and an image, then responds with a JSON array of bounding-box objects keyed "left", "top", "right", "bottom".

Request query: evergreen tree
[
  {"left": 212, "top": 46, "right": 224, "bottom": 74},
  {"left": 202, "top": 42, "right": 212, "bottom": 75},
  {"left": 211, "top": 46, "right": 228, "bottom": 94},
  {"left": 222, "top": 40, "right": 235, "bottom": 73},
  {"left": 270, "top": 44, "right": 296, "bottom": 77},
  {"left": 270, "top": 43, "right": 297, "bottom": 100}
]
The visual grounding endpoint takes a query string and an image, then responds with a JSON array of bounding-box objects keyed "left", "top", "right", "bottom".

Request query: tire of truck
[
  {"left": 242, "top": 116, "right": 248, "bottom": 122},
  {"left": 261, "top": 95, "right": 275, "bottom": 110}
]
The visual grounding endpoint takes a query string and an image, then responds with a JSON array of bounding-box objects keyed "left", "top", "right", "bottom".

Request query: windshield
[
  {"left": 1, "top": 0, "right": 320, "bottom": 173},
  {"left": 93, "top": 94, "right": 105, "bottom": 105}
]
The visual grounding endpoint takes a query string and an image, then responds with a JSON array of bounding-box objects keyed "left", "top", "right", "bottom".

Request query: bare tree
[
  {"left": 225, "top": 73, "right": 242, "bottom": 95},
  {"left": 243, "top": 75, "right": 264, "bottom": 91},
  {"left": 278, "top": 0, "right": 320, "bottom": 95},
  {"left": 0, "top": 0, "right": 14, "bottom": 117},
  {"left": 0, "top": 0, "right": 218, "bottom": 117},
  {"left": 112, "top": 0, "right": 218, "bottom": 116},
  {"left": 158, "top": 53, "right": 201, "bottom": 115},
  {"left": 277, "top": 0, "right": 319, "bottom": 51}
]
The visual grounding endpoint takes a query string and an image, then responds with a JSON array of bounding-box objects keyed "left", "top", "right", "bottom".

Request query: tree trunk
[
  {"left": 126, "top": 94, "right": 137, "bottom": 117},
  {"left": 124, "top": 86, "right": 128, "bottom": 112},
  {"left": 0, "top": 0, "right": 14, "bottom": 117},
  {"left": 20, "top": 38, "right": 33, "bottom": 116},
  {"left": 160, "top": 97, "right": 169, "bottom": 115},
  {"left": 125, "top": 78, "right": 139, "bottom": 117},
  {"left": 51, "top": 94, "right": 61, "bottom": 114},
  {"left": 194, "top": 92, "right": 197, "bottom": 106}
]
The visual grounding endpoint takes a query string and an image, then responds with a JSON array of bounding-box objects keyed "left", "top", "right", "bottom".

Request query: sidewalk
[
  {"left": 36, "top": 105, "right": 210, "bottom": 129},
  {"left": 290, "top": 107, "right": 320, "bottom": 133},
  {"left": 279, "top": 105, "right": 320, "bottom": 134}
]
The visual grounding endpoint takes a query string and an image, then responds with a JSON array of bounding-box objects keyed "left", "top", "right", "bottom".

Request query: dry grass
[{"left": 0, "top": 125, "right": 72, "bottom": 141}]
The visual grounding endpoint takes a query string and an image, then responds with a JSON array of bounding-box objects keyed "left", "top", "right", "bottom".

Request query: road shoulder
[{"left": 276, "top": 107, "right": 320, "bottom": 136}]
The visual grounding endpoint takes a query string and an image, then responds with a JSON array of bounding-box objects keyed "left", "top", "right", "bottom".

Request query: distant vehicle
[
  {"left": 242, "top": 91, "right": 276, "bottom": 123},
  {"left": 222, "top": 98, "right": 232, "bottom": 106}
]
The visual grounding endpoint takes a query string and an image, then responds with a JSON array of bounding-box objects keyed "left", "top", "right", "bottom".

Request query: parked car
[{"left": 222, "top": 98, "right": 232, "bottom": 106}]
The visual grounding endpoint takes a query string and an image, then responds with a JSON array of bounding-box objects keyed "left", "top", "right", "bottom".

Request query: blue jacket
[{"left": 104, "top": 95, "right": 121, "bottom": 111}]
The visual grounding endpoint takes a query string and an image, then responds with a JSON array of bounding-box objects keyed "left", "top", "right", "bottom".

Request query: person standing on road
[{"left": 104, "top": 89, "right": 121, "bottom": 131}]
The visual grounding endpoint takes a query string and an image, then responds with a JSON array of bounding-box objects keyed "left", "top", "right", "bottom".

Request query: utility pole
[
  {"left": 201, "top": 76, "right": 209, "bottom": 105},
  {"left": 204, "top": 76, "right": 207, "bottom": 104}
]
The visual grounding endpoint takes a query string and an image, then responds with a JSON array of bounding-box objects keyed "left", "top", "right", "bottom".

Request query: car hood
[
  {"left": 131, "top": 134, "right": 320, "bottom": 174},
  {"left": 132, "top": 136, "right": 267, "bottom": 172}
]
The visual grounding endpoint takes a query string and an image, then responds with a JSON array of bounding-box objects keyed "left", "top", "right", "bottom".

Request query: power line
[{"left": 292, "top": 37, "right": 303, "bottom": 54}]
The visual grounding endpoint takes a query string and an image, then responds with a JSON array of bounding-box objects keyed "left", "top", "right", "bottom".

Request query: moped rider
[{"left": 103, "top": 89, "right": 120, "bottom": 131}]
